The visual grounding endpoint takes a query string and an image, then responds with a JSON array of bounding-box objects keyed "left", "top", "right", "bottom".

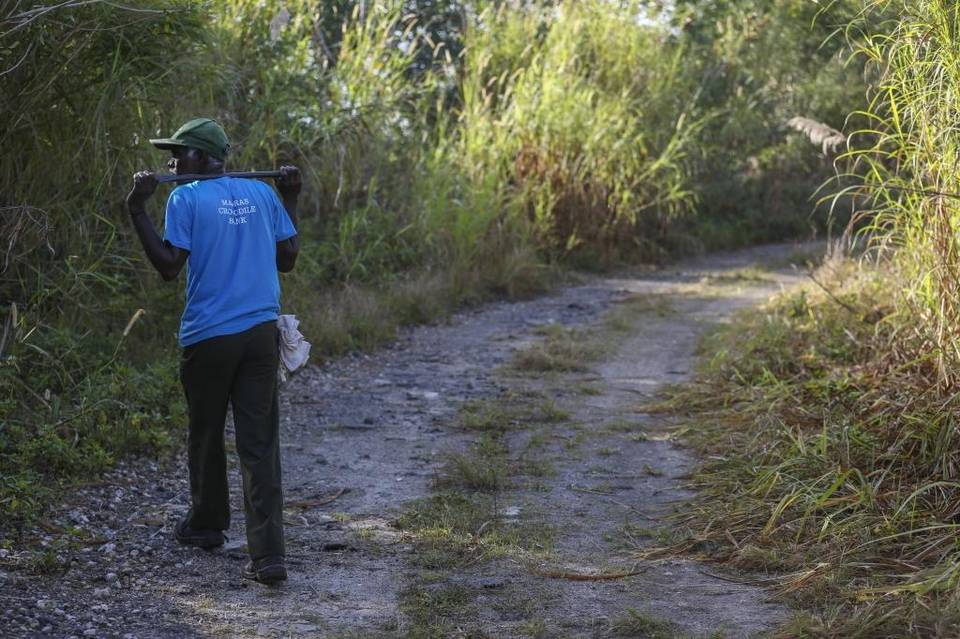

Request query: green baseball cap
[{"left": 150, "top": 118, "right": 230, "bottom": 160}]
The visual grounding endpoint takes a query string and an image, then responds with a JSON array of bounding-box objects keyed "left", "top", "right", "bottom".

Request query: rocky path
[{"left": 0, "top": 243, "right": 814, "bottom": 638}]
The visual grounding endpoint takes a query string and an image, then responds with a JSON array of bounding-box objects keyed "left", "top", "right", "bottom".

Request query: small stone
[
  {"left": 93, "top": 588, "right": 109, "bottom": 598},
  {"left": 41, "top": 626, "right": 52, "bottom": 633},
  {"left": 83, "top": 629, "right": 97, "bottom": 637},
  {"left": 105, "top": 573, "right": 117, "bottom": 583},
  {"left": 476, "top": 577, "right": 507, "bottom": 589}
]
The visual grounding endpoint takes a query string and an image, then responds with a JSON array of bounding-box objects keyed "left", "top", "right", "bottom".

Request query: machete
[{"left": 155, "top": 171, "right": 282, "bottom": 184}]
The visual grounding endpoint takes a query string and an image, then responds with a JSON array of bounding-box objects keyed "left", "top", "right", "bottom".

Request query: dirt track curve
[{"left": 1, "top": 243, "right": 814, "bottom": 638}]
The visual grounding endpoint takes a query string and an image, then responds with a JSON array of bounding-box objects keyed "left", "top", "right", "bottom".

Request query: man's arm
[
  {"left": 275, "top": 165, "right": 301, "bottom": 273},
  {"left": 126, "top": 171, "right": 189, "bottom": 281}
]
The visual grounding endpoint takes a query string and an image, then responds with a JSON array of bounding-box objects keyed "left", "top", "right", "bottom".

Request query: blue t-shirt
[{"left": 163, "top": 176, "right": 297, "bottom": 346}]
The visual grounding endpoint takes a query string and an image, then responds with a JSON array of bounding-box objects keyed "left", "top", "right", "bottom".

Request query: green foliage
[
  {"left": 0, "top": 324, "right": 183, "bottom": 530},
  {"left": 673, "top": 0, "right": 871, "bottom": 249}
]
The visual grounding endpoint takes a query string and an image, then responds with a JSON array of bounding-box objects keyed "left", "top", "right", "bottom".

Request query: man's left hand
[{"left": 276, "top": 165, "right": 301, "bottom": 200}]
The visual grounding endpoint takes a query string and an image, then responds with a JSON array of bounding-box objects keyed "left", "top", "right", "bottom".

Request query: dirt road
[{"left": 1, "top": 243, "right": 813, "bottom": 638}]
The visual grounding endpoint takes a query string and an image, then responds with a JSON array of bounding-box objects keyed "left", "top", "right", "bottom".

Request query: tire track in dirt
[{"left": 1, "top": 243, "right": 812, "bottom": 638}]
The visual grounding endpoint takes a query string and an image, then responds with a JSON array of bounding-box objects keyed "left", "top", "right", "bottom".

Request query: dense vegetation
[
  {"left": 0, "top": 0, "right": 863, "bottom": 533},
  {"left": 13, "top": 1, "right": 960, "bottom": 634},
  {"left": 652, "top": 2, "right": 960, "bottom": 635}
]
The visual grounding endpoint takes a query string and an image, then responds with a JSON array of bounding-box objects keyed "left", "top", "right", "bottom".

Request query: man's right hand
[
  {"left": 127, "top": 170, "right": 158, "bottom": 208},
  {"left": 275, "top": 165, "right": 302, "bottom": 201}
]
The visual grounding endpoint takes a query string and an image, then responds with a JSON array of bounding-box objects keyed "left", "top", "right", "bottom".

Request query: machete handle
[{"left": 155, "top": 170, "right": 283, "bottom": 184}]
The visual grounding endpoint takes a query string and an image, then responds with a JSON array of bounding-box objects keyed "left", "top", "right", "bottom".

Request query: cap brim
[{"left": 149, "top": 137, "right": 190, "bottom": 150}]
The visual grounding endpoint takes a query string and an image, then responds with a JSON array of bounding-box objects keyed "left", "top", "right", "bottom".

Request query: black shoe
[
  {"left": 174, "top": 517, "right": 225, "bottom": 549},
  {"left": 241, "top": 556, "right": 287, "bottom": 584}
]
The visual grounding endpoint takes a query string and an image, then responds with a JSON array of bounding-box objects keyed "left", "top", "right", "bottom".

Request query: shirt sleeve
[
  {"left": 163, "top": 187, "right": 193, "bottom": 251},
  {"left": 268, "top": 186, "right": 297, "bottom": 242}
]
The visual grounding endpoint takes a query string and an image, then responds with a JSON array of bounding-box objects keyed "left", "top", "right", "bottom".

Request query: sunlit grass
[{"left": 649, "top": 259, "right": 960, "bottom": 636}]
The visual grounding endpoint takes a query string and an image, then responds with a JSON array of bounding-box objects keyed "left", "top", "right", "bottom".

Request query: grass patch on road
[
  {"left": 399, "top": 581, "right": 486, "bottom": 639},
  {"left": 400, "top": 390, "right": 561, "bottom": 570},
  {"left": 458, "top": 394, "right": 570, "bottom": 432},
  {"left": 509, "top": 293, "right": 674, "bottom": 376},
  {"left": 697, "top": 265, "right": 776, "bottom": 287},
  {"left": 607, "top": 609, "right": 684, "bottom": 638},
  {"left": 395, "top": 492, "right": 554, "bottom": 570},
  {"left": 647, "top": 260, "right": 960, "bottom": 637},
  {"left": 511, "top": 325, "right": 603, "bottom": 373},
  {"left": 437, "top": 439, "right": 510, "bottom": 492}
]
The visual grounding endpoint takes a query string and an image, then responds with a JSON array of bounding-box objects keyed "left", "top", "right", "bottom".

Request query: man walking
[{"left": 126, "top": 117, "right": 301, "bottom": 584}]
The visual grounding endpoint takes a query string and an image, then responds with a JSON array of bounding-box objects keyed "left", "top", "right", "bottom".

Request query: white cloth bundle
[{"left": 277, "top": 314, "right": 311, "bottom": 381}]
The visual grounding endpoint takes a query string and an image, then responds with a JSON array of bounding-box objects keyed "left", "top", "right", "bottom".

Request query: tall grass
[
  {"left": 632, "top": 4, "right": 960, "bottom": 636},
  {"left": 652, "top": 259, "right": 960, "bottom": 636},
  {"left": 458, "top": 1, "right": 704, "bottom": 264},
  {"left": 841, "top": 0, "right": 960, "bottom": 385}
]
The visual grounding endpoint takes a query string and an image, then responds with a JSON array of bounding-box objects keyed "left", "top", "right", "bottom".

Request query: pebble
[
  {"left": 92, "top": 588, "right": 110, "bottom": 598},
  {"left": 105, "top": 573, "right": 117, "bottom": 583}
]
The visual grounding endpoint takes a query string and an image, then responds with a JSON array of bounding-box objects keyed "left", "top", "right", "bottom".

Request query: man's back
[{"left": 163, "top": 176, "right": 297, "bottom": 346}]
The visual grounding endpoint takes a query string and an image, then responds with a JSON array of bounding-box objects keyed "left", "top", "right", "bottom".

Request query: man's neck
[{"left": 199, "top": 161, "right": 225, "bottom": 175}]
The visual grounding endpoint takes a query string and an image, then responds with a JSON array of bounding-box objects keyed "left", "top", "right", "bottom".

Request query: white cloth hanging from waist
[{"left": 277, "top": 314, "right": 311, "bottom": 381}]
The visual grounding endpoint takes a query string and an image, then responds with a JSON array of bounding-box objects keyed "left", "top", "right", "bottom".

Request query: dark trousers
[{"left": 179, "top": 320, "right": 285, "bottom": 560}]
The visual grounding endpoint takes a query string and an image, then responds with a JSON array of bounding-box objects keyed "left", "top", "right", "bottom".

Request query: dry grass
[{"left": 645, "top": 258, "right": 960, "bottom": 637}]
